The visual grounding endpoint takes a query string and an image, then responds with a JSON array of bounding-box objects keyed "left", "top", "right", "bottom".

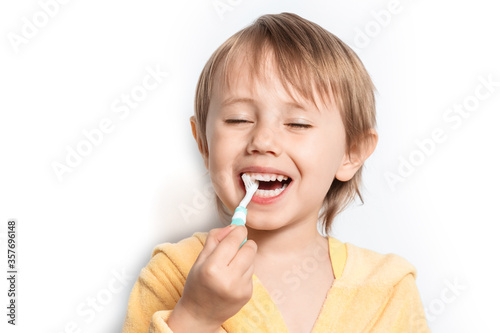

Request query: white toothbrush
[{"left": 231, "top": 173, "right": 259, "bottom": 245}]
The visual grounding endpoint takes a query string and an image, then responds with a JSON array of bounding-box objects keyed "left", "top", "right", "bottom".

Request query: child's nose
[{"left": 246, "top": 123, "right": 283, "bottom": 156}]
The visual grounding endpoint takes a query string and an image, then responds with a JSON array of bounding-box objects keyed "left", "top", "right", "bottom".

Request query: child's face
[{"left": 201, "top": 56, "right": 352, "bottom": 230}]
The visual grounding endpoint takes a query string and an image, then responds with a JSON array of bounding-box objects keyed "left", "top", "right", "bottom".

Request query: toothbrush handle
[{"left": 231, "top": 206, "right": 247, "bottom": 247}]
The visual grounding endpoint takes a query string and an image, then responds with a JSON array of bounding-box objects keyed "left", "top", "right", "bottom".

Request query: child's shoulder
[
  {"left": 145, "top": 232, "right": 208, "bottom": 277},
  {"left": 152, "top": 232, "right": 208, "bottom": 259},
  {"left": 340, "top": 241, "right": 418, "bottom": 288}
]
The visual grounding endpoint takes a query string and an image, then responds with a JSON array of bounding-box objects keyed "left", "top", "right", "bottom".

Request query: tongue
[{"left": 258, "top": 180, "right": 282, "bottom": 191}]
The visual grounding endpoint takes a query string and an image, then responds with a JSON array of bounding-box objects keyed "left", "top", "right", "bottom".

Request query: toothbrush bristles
[
  {"left": 240, "top": 174, "right": 259, "bottom": 207},
  {"left": 242, "top": 173, "right": 258, "bottom": 192}
]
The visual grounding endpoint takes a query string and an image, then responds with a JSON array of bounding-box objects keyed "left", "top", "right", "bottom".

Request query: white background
[{"left": 1, "top": 0, "right": 499, "bottom": 332}]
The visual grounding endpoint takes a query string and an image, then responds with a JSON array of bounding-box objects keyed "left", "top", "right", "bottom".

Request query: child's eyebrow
[
  {"left": 221, "top": 97, "right": 255, "bottom": 108},
  {"left": 284, "top": 102, "right": 309, "bottom": 112},
  {"left": 221, "top": 97, "right": 310, "bottom": 112}
]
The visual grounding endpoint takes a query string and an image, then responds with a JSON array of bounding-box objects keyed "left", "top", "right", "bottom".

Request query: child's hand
[{"left": 168, "top": 225, "right": 258, "bottom": 331}]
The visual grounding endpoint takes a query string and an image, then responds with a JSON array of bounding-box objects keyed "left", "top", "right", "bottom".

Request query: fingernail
[{"left": 228, "top": 224, "right": 236, "bottom": 230}]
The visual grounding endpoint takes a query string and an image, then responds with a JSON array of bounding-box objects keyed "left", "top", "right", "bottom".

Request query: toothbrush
[{"left": 231, "top": 173, "right": 259, "bottom": 246}]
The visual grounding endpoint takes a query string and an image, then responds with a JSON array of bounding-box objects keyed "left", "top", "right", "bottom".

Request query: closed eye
[
  {"left": 225, "top": 119, "right": 251, "bottom": 124},
  {"left": 225, "top": 120, "right": 311, "bottom": 128},
  {"left": 287, "top": 123, "right": 312, "bottom": 129}
]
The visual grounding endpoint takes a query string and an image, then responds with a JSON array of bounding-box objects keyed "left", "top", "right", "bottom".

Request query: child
[{"left": 122, "top": 12, "right": 430, "bottom": 333}]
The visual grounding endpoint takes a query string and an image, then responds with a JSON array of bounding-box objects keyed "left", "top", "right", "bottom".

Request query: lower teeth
[{"left": 254, "top": 183, "right": 288, "bottom": 198}]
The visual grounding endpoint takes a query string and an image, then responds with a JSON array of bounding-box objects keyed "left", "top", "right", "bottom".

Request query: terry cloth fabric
[{"left": 122, "top": 232, "right": 431, "bottom": 332}]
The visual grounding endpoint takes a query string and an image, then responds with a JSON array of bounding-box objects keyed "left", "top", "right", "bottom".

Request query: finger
[
  {"left": 216, "top": 224, "right": 236, "bottom": 242},
  {"left": 209, "top": 225, "right": 248, "bottom": 265},
  {"left": 229, "top": 239, "right": 258, "bottom": 274},
  {"left": 241, "top": 242, "right": 257, "bottom": 280},
  {"left": 198, "top": 226, "right": 233, "bottom": 261},
  {"left": 242, "top": 262, "right": 255, "bottom": 283}
]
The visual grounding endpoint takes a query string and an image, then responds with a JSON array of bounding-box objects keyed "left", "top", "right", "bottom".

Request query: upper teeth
[{"left": 244, "top": 173, "right": 289, "bottom": 182}]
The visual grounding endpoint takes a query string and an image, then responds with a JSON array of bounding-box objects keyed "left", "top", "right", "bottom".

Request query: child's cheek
[{"left": 208, "top": 142, "right": 239, "bottom": 209}]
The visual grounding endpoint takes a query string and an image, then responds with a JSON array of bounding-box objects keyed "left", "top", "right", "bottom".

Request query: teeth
[
  {"left": 244, "top": 172, "right": 290, "bottom": 183},
  {"left": 241, "top": 172, "right": 291, "bottom": 199},
  {"left": 254, "top": 183, "right": 289, "bottom": 198}
]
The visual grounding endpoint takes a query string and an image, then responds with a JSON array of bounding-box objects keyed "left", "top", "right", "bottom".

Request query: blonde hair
[{"left": 193, "top": 13, "right": 376, "bottom": 234}]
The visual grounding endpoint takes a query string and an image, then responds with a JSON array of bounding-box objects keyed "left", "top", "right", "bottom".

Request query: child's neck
[{"left": 247, "top": 219, "right": 328, "bottom": 262}]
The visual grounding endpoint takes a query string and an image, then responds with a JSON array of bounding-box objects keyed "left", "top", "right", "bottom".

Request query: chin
[{"left": 245, "top": 218, "right": 285, "bottom": 231}]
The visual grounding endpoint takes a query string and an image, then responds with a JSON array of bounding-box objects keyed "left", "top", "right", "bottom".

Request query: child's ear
[
  {"left": 190, "top": 116, "right": 209, "bottom": 169},
  {"left": 335, "top": 129, "right": 378, "bottom": 181}
]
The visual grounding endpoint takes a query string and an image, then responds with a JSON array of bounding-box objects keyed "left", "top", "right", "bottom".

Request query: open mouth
[{"left": 241, "top": 172, "right": 292, "bottom": 198}]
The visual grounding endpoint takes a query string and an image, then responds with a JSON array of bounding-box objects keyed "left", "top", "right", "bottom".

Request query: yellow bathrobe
[{"left": 122, "top": 232, "right": 431, "bottom": 332}]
